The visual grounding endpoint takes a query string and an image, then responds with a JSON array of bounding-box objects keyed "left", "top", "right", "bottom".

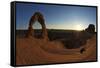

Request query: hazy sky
[{"left": 16, "top": 3, "right": 97, "bottom": 30}]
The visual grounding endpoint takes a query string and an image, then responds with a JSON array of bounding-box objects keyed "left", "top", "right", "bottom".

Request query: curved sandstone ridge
[{"left": 16, "top": 35, "right": 96, "bottom": 65}]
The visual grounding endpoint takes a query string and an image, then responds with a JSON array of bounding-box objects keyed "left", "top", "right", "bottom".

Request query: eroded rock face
[
  {"left": 85, "top": 24, "right": 95, "bottom": 34},
  {"left": 26, "top": 12, "right": 48, "bottom": 40}
]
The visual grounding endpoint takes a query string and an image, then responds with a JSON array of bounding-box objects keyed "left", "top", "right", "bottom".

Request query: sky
[{"left": 16, "top": 2, "right": 97, "bottom": 31}]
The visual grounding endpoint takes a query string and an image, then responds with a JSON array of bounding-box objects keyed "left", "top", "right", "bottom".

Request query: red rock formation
[
  {"left": 85, "top": 24, "right": 95, "bottom": 33},
  {"left": 26, "top": 12, "right": 48, "bottom": 40}
]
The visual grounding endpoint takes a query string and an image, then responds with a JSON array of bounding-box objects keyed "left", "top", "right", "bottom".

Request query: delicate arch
[{"left": 26, "top": 12, "right": 48, "bottom": 40}]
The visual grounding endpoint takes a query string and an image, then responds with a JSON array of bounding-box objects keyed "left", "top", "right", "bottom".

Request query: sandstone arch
[{"left": 26, "top": 12, "right": 48, "bottom": 40}]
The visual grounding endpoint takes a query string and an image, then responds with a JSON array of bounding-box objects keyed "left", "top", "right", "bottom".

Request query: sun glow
[{"left": 74, "top": 24, "right": 83, "bottom": 31}]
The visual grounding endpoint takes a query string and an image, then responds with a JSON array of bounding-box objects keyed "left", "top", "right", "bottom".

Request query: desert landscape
[
  {"left": 16, "top": 30, "right": 97, "bottom": 65},
  {"left": 16, "top": 12, "right": 97, "bottom": 65}
]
